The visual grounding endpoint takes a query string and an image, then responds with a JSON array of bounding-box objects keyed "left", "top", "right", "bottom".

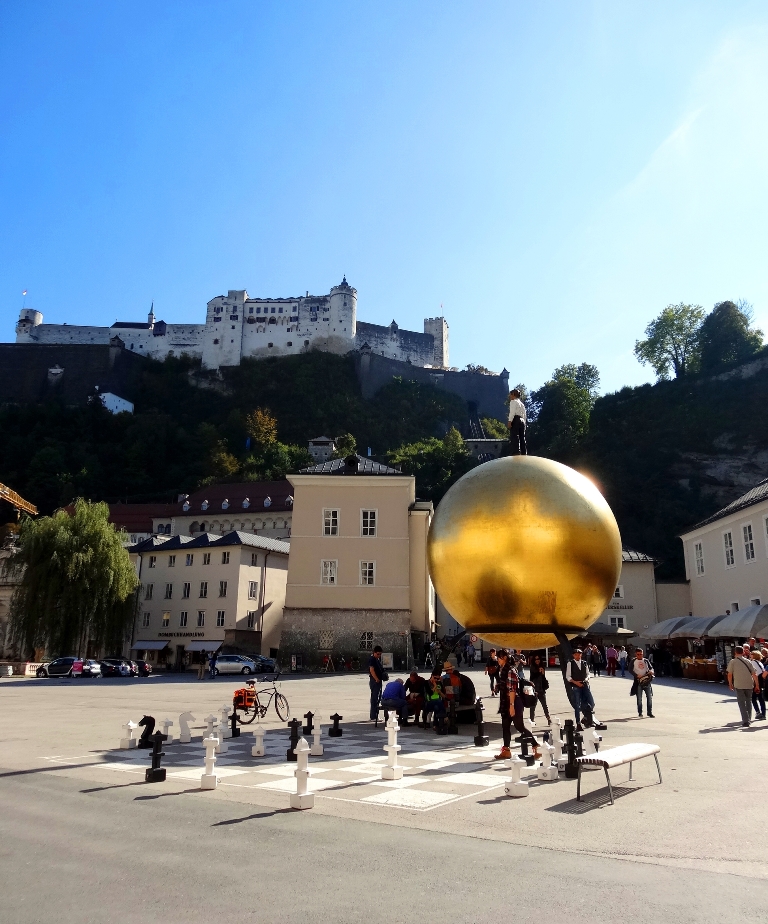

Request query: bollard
[
  {"left": 201, "top": 735, "right": 219, "bottom": 790},
  {"left": 290, "top": 738, "right": 314, "bottom": 809},
  {"left": 328, "top": 713, "right": 343, "bottom": 737},
  {"left": 287, "top": 718, "right": 301, "bottom": 761},
  {"left": 145, "top": 730, "right": 168, "bottom": 782},
  {"left": 504, "top": 755, "right": 529, "bottom": 798},
  {"left": 251, "top": 724, "right": 265, "bottom": 757},
  {"left": 120, "top": 720, "right": 138, "bottom": 750},
  {"left": 474, "top": 697, "right": 490, "bottom": 746},
  {"left": 381, "top": 714, "right": 403, "bottom": 780},
  {"left": 303, "top": 711, "right": 314, "bottom": 736}
]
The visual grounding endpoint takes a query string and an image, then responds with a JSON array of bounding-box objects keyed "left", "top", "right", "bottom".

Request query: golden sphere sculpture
[{"left": 428, "top": 456, "right": 622, "bottom": 650}]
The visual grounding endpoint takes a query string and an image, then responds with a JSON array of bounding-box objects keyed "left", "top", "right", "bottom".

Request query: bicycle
[{"left": 232, "top": 672, "right": 290, "bottom": 723}]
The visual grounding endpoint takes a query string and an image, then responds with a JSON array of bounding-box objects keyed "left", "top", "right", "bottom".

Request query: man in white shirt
[
  {"left": 507, "top": 389, "right": 527, "bottom": 456},
  {"left": 631, "top": 647, "right": 655, "bottom": 718}
]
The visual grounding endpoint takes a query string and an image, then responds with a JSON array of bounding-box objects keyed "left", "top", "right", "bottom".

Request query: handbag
[{"left": 521, "top": 682, "right": 537, "bottom": 708}]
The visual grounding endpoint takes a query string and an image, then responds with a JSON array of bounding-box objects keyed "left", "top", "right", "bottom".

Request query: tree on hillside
[
  {"left": 5, "top": 499, "right": 138, "bottom": 658},
  {"left": 465, "top": 363, "right": 495, "bottom": 375},
  {"left": 697, "top": 300, "right": 763, "bottom": 374},
  {"left": 245, "top": 407, "right": 278, "bottom": 446},
  {"left": 634, "top": 303, "right": 705, "bottom": 380},
  {"left": 386, "top": 427, "right": 477, "bottom": 502},
  {"left": 480, "top": 417, "right": 508, "bottom": 438},
  {"left": 528, "top": 364, "right": 599, "bottom": 457},
  {"left": 333, "top": 433, "right": 357, "bottom": 458}
]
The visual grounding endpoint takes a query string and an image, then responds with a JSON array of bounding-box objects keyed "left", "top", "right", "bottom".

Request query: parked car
[
  {"left": 252, "top": 655, "right": 278, "bottom": 673},
  {"left": 99, "top": 658, "right": 132, "bottom": 678},
  {"left": 134, "top": 659, "right": 152, "bottom": 677},
  {"left": 81, "top": 659, "right": 102, "bottom": 677},
  {"left": 214, "top": 654, "right": 259, "bottom": 675},
  {"left": 36, "top": 657, "right": 81, "bottom": 678}
]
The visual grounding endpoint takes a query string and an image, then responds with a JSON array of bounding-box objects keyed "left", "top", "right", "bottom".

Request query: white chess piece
[
  {"left": 216, "top": 719, "right": 229, "bottom": 755},
  {"left": 120, "top": 720, "right": 138, "bottom": 749},
  {"left": 219, "top": 705, "right": 232, "bottom": 739},
  {"left": 381, "top": 713, "right": 403, "bottom": 780},
  {"left": 251, "top": 724, "right": 265, "bottom": 757},
  {"left": 204, "top": 714, "right": 217, "bottom": 742},
  {"left": 310, "top": 722, "right": 323, "bottom": 757},
  {"left": 536, "top": 741, "right": 559, "bottom": 782},
  {"left": 161, "top": 718, "right": 174, "bottom": 743},
  {"left": 179, "top": 712, "right": 194, "bottom": 744},
  {"left": 583, "top": 728, "right": 601, "bottom": 755},
  {"left": 505, "top": 755, "right": 529, "bottom": 797},
  {"left": 201, "top": 736, "right": 219, "bottom": 790},
  {"left": 290, "top": 737, "right": 314, "bottom": 809}
]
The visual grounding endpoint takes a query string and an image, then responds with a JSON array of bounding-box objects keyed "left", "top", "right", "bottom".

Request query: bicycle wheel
[
  {"left": 274, "top": 692, "right": 290, "bottom": 721},
  {"left": 235, "top": 706, "right": 257, "bottom": 725}
]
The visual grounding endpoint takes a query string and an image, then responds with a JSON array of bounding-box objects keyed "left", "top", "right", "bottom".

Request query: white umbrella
[
  {"left": 643, "top": 616, "right": 698, "bottom": 640},
  {"left": 668, "top": 614, "right": 729, "bottom": 639},
  {"left": 706, "top": 604, "right": 768, "bottom": 640}
]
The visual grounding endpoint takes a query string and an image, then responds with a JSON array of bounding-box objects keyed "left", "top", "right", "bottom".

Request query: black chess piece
[
  {"left": 286, "top": 718, "right": 301, "bottom": 761},
  {"left": 138, "top": 715, "right": 155, "bottom": 749},
  {"left": 447, "top": 699, "right": 459, "bottom": 734},
  {"left": 145, "top": 730, "right": 167, "bottom": 782},
  {"left": 473, "top": 698, "right": 489, "bottom": 746},
  {"left": 303, "top": 711, "right": 314, "bottom": 736},
  {"left": 328, "top": 713, "right": 343, "bottom": 737},
  {"left": 563, "top": 719, "right": 579, "bottom": 779},
  {"left": 230, "top": 710, "right": 240, "bottom": 738}
]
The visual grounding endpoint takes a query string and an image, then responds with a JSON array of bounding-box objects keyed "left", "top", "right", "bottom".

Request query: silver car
[{"left": 214, "top": 654, "right": 257, "bottom": 675}]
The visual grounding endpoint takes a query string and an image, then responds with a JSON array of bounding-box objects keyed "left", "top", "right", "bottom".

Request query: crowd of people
[{"left": 726, "top": 640, "right": 768, "bottom": 727}]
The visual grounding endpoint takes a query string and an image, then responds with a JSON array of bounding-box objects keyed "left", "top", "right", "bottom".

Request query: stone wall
[{"left": 355, "top": 321, "right": 436, "bottom": 367}]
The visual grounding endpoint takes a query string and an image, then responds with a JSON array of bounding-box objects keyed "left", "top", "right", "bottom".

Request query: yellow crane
[{"left": 0, "top": 483, "right": 38, "bottom": 516}]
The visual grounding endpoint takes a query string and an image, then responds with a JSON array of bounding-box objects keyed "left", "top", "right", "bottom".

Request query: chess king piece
[
  {"left": 310, "top": 722, "right": 323, "bottom": 757},
  {"left": 201, "top": 736, "right": 219, "bottom": 790},
  {"left": 120, "top": 720, "right": 138, "bottom": 749},
  {"left": 381, "top": 713, "right": 403, "bottom": 780},
  {"left": 290, "top": 738, "right": 314, "bottom": 810},
  {"left": 505, "top": 755, "right": 529, "bottom": 798},
  {"left": 179, "top": 712, "right": 194, "bottom": 744}
]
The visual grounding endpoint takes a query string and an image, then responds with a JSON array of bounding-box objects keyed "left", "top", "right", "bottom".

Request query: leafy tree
[
  {"left": 465, "top": 363, "right": 494, "bottom": 374},
  {"left": 528, "top": 365, "right": 598, "bottom": 457},
  {"left": 333, "top": 433, "right": 357, "bottom": 458},
  {"left": 551, "top": 364, "right": 600, "bottom": 402},
  {"left": 480, "top": 417, "right": 508, "bottom": 439},
  {"left": 386, "top": 427, "right": 477, "bottom": 502},
  {"left": 6, "top": 499, "right": 138, "bottom": 658},
  {"left": 698, "top": 301, "right": 763, "bottom": 374},
  {"left": 245, "top": 407, "right": 278, "bottom": 445},
  {"left": 634, "top": 303, "right": 705, "bottom": 380}
]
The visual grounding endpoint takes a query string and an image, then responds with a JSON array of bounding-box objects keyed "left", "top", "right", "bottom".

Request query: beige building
[
  {"left": 680, "top": 478, "right": 768, "bottom": 617},
  {"left": 129, "top": 531, "right": 289, "bottom": 667},
  {"left": 0, "top": 544, "right": 20, "bottom": 659},
  {"left": 282, "top": 455, "right": 434, "bottom": 667}
]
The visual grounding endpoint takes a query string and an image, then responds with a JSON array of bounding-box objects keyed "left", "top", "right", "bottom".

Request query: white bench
[{"left": 576, "top": 743, "right": 661, "bottom": 804}]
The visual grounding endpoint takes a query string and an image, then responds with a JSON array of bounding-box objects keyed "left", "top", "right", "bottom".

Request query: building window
[
  {"left": 197, "top": 611, "right": 205, "bottom": 627},
  {"left": 323, "top": 509, "right": 339, "bottom": 536},
  {"left": 203, "top": 552, "right": 211, "bottom": 565},
  {"left": 219, "top": 580, "right": 228, "bottom": 597},
  {"left": 750, "top": 597, "right": 761, "bottom": 606},
  {"left": 251, "top": 552, "right": 258, "bottom": 566},
  {"left": 222, "top": 551, "right": 230, "bottom": 564},
  {"left": 321, "top": 560, "right": 337, "bottom": 585},
  {"left": 743, "top": 523, "right": 755, "bottom": 561},
  {"left": 148, "top": 555, "right": 156, "bottom": 569},
  {"left": 609, "top": 616, "right": 625, "bottom": 628},
  {"left": 199, "top": 581, "right": 208, "bottom": 598},
  {"left": 186, "top": 554, "right": 194, "bottom": 566},
  {"left": 729, "top": 601, "right": 740, "bottom": 613},
  {"left": 179, "top": 611, "right": 188, "bottom": 627},
  {"left": 164, "top": 583, "right": 173, "bottom": 599},
  {"left": 217, "top": 610, "right": 225, "bottom": 627},
  {"left": 182, "top": 582, "right": 190, "bottom": 599},
  {"left": 162, "top": 611, "right": 170, "bottom": 627},
  {"left": 613, "top": 585, "right": 624, "bottom": 599},
  {"left": 359, "top": 631, "right": 374, "bottom": 651},
  {"left": 694, "top": 542, "right": 704, "bottom": 576},
  {"left": 319, "top": 630, "right": 334, "bottom": 650},
  {"left": 142, "top": 612, "right": 150, "bottom": 628},
  {"left": 723, "top": 531, "right": 735, "bottom": 568},
  {"left": 360, "top": 561, "right": 375, "bottom": 585},
  {"left": 361, "top": 510, "right": 377, "bottom": 537},
  {"left": 168, "top": 555, "right": 176, "bottom": 567},
  {"left": 248, "top": 580, "right": 258, "bottom": 599},
  {"left": 145, "top": 583, "right": 154, "bottom": 600}
]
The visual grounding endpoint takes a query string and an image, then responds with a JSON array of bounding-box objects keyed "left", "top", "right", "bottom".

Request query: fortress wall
[
  {"left": 18, "top": 324, "right": 112, "bottom": 346},
  {"left": 355, "top": 322, "right": 435, "bottom": 366}
]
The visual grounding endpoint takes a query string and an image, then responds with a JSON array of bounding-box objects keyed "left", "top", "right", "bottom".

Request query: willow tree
[{"left": 6, "top": 499, "right": 138, "bottom": 657}]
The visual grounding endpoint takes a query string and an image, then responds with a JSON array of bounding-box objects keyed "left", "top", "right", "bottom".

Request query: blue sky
[{"left": 1, "top": 2, "right": 767, "bottom": 395}]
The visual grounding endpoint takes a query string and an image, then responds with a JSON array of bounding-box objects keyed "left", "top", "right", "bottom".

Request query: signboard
[{"left": 381, "top": 652, "right": 394, "bottom": 670}]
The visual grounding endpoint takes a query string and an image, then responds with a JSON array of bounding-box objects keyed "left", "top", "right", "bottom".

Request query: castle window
[
  {"left": 279, "top": 306, "right": 283, "bottom": 313},
  {"left": 268, "top": 342, "right": 273, "bottom": 348},
  {"left": 271, "top": 307, "right": 276, "bottom": 314},
  {"left": 249, "top": 307, "right": 253, "bottom": 315},
  {"left": 230, "top": 315, "right": 238, "bottom": 321},
  {"left": 213, "top": 338, "right": 219, "bottom": 344},
  {"left": 214, "top": 317, "right": 221, "bottom": 322},
  {"left": 287, "top": 341, "right": 292, "bottom": 346},
  {"left": 304, "top": 340, "right": 309, "bottom": 346},
  {"left": 256, "top": 306, "right": 261, "bottom": 313}
]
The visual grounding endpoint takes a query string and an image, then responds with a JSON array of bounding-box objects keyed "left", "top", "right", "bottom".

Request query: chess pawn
[
  {"left": 178, "top": 712, "right": 194, "bottom": 744},
  {"left": 204, "top": 714, "right": 217, "bottom": 742},
  {"left": 216, "top": 720, "right": 229, "bottom": 755},
  {"left": 381, "top": 713, "right": 403, "bottom": 780},
  {"left": 161, "top": 718, "right": 174, "bottom": 743},
  {"left": 252, "top": 724, "right": 266, "bottom": 758},
  {"left": 290, "top": 738, "right": 314, "bottom": 810},
  {"left": 505, "top": 755, "right": 529, "bottom": 798},
  {"left": 310, "top": 723, "right": 323, "bottom": 757},
  {"left": 536, "top": 742, "right": 559, "bottom": 782},
  {"left": 219, "top": 705, "right": 232, "bottom": 739},
  {"left": 120, "top": 720, "right": 138, "bottom": 749},
  {"left": 201, "top": 736, "right": 219, "bottom": 790}
]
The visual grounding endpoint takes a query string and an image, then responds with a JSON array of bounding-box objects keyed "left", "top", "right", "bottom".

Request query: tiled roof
[
  {"left": 298, "top": 454, "right": 402, "bottom": 476},
  {"left": 128, "top": 530, "right": 289, "bottom": 555},
  {"left": 177, "top": 480, "right": 294, "bottom": 515},
  {"left": 685, "top": 478, "right": 768, "bottom": 532},
  {"left": 621, "top": 546, "right": 656, "bottom": 563},
  {"left": 103, "top": 503, "right": 175, "bottom": 534}
]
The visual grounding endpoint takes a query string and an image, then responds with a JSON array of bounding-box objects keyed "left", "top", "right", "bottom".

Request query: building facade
[
  {"left": 680, "top": 478, "right": 768, "bottom": 617},
  {"left": 281, "top": 455, "right": 434, "bottom": 666},
  {"left": 129, "top": 531, "right": 289, "bottom": 666},
  {"left": 15, "top": 278, "right": 449, "bottom": 371}
]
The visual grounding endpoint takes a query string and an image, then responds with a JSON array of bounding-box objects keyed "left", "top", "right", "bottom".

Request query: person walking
[
  {"left": 727, "top": 645, "right": 760, "bottom": 727},
  {"left": 606, "top": 644, "right": 618, "bottom": 677},
  {"left": 467, "top": 642, "right": 476, "bottom": 667},
  {"left": 493, "top": 649, "right": 540, "bottom": 761},
  {"left": 749, "top": 649, "right": 766, "bottom": 721},
  {"left": 631, "top": 647, "right": 655, "bottom": 718},
  {"left": 507, "top": 389, "right": 527, "bottom": 456},
  {"left": 197, "top": 651, "right": 207, "bottom": 681},
  {"left": 528, "top": 653, "right": 551, "bottom": 724},
  {"left": 485, "top": 648, "right": 499, "bottom": 696},
  {"left": 208, "top": 651, "right": 217, "bottom": 680},
  {"left": 368, "top": 645, "right": 386, "bottom": 721},
  {"left": 618, "top": 645, "right": 628, "bottom": 677}
]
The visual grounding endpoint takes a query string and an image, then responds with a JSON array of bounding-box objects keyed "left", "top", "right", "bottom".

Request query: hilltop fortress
[{"left": 15, "top": 277, "right": 449, "bottom": 371}]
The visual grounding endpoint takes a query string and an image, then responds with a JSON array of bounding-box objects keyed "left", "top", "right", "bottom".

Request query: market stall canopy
[
  {"left": 706, "top": 605, "right": 768, "bottom": 640},
  {"left": 582, "top": 621, "right": 636, "bottom": 637},
  {"left": 642, "top": 616, "right": 698, "bottom": 640},
  {"left": 185, "top": 640, "right": 222, "bottom": 652},
  {"left": 668, "top": 614, "right": 729, "bottom": 639},
  {"left": 131, "top": 640, "right": 168, "bottom": 651}
]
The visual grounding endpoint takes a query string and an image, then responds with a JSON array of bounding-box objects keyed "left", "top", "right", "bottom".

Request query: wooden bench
[{"left": 576, "top": 743, "right": 661, "bottom": 805}]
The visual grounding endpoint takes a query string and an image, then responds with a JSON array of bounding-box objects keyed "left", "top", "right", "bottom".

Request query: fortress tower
[
  {"left": 16, "top": 308, "right": 43, "bottom": 340},
  {"left": 424, "top": 317, "right": 449, "bottom": 368},
  {"left": 329, "top": 276, "right": 357, "bottom": 338}
]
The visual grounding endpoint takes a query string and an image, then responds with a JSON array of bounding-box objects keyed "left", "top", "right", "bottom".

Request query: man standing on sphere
[{"left": 507, "top": 389, "right": 527, "bottom": 455}]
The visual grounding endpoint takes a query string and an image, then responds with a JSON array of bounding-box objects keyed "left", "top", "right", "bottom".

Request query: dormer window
[
  {"left": 264, "top": 497, "right": 272, "bottom": 508},
  {"left": 182, "top": 501, "right": 190, "bottom": 512},
  {"left": 242, "top": 498, "right": 250, "bottom": 509},
  {"left": 201, "top": 500, "right": 209, "bottom": 511},
  {"left": 222, "top": 499, "right": 229, "bottom": 510},
  {"left": 286, "top": 495, "right": 294, "bottom": 507}
]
